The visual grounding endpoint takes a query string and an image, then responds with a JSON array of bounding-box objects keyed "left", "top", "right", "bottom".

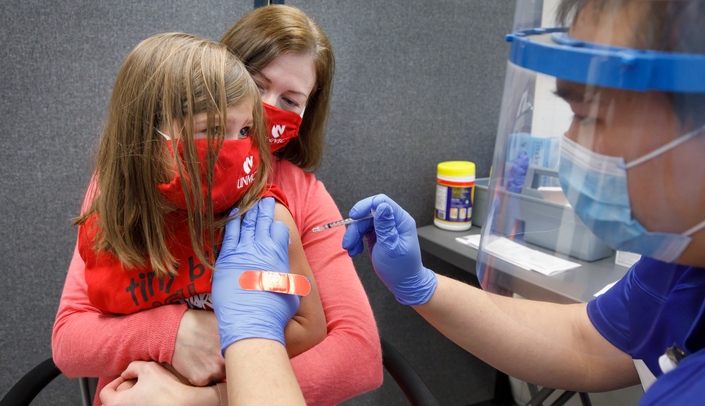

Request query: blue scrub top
[
  {"left": 639, "top": 347, "right": 705, "bottom": 405},
  {"left": 587, "top": 257, "right": 705, "bottom": 402}
]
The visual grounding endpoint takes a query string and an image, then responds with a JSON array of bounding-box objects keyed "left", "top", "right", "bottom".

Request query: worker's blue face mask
[{"left": 558, "top": 125, "right": 705, "bottom": 263}]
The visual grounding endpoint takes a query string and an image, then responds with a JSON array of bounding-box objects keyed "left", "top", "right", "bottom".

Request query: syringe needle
[{"left": 311, "top": 211, "right": 375, "bottom": 232}]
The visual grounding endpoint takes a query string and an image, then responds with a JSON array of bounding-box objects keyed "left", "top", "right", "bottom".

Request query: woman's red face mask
[{"left": 263, "top": 103, "right": 303, "bottom": 153}]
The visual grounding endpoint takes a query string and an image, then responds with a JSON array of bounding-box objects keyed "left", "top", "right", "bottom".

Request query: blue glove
[
  {"left": 212, "top": 198, "right": 299, "bottom": 353},
  {"left": 507, "top": 150, "right": 529, "bottom": 193},
  {"left": 342, "top": 194, "right": 437, "bottom": 306}
]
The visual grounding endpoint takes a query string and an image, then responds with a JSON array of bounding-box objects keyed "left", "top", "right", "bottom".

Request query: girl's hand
[
  {"left": 172, "top": 309, "right": 225, "bottom": 386},
  {"left": 100, "top": 361, "right": 218, "bottom": 406}
]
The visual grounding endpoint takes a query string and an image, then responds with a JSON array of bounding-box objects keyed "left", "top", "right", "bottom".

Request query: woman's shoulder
[
  {"left": 270, "top": 158, "right": 320, "bottom": 191},
  {"left": 270, "top": 158, "right": 338, "bottom": 225}
]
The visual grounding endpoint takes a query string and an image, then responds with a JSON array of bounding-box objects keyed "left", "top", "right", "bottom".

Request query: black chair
[
  {"left": 2, "top": 340, "right": 441, "bottom": 406},
  {"left": 0, "top": 358, "right": 95, "bottom": 406},
  {"left": 381, "top": 338, "right": 441, "bottom": 406},
  {"left": 0, "top": 358, "right": 60, "bottom": 406}
]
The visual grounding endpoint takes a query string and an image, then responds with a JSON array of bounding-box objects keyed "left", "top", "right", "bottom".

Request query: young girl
[{"left": 76, "top": 32, "right": 326, "bottom": 360}]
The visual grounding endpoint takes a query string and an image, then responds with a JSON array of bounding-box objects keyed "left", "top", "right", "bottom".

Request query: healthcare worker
[{"left": 343, "top": 0, "right": 705, "bottom": 404}]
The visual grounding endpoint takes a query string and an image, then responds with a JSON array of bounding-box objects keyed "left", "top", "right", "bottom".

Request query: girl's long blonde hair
[{"left": 76, "top": 32, "right": 269, "bottom": 278}]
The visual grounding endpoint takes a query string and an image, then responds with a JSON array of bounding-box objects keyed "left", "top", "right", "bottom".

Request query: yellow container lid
[{"left": 437, "top": 161, "right": 475, "bottom": 177}]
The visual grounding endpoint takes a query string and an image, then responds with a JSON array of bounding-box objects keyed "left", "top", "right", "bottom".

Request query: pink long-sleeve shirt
[{"left": 52, "top": 158, "right": 383, "bottom": 405}]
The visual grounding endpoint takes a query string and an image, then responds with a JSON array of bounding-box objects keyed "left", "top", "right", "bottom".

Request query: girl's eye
[
  {"left": 238, "top": 126, "right": 251, "bottom": 139},
  {"left": 193, "top": 126, "right": 222, "bottom": 139}
]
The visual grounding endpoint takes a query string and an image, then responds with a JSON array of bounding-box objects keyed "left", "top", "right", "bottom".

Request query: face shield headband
[{"left": 506, "top": 27, "right": 705, "bottom": 93}]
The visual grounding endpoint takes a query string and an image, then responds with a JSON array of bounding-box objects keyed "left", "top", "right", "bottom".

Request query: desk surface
[{"left": 417, "top": 225, "right": 629, "bottom": 304}]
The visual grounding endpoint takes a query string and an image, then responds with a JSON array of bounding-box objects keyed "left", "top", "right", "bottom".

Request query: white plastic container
[{"left": 434, "top": 161, "right": 475, "bottom": 231}]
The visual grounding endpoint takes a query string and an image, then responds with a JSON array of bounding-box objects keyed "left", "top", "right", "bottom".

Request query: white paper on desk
[
  {"left": 482, "top": 237, "right": 581, "bottom": 276},
  {"left": 455, "top": 234, "right": 481, "bottom": 249},
  {"left": 456, "top": 235, "right": 533, "bottom": 270}
]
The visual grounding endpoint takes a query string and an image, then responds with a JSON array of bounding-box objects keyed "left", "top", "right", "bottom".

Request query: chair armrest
[
  {"left": 382, "top": 338, "right": 441, "bottom": 406},
  {"left": 0, "top": 357, "right": 61, "bottom": 406}
]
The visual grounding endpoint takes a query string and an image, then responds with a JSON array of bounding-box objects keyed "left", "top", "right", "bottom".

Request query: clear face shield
[{"left": 477, "top": 0, "right": 705, "bottom": 297}]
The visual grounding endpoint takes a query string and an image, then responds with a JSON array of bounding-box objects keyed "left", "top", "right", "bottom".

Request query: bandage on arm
[{"left": 239, "top": 271, "right": 311, "bottom": 296}]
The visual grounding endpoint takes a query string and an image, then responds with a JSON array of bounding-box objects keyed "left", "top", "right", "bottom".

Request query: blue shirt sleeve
[
  {"left": 586, "top": 265, "right": 634, "bottom": 353},
  {"left": 586, "top": 257, "right": 698, "bottom": 376}
]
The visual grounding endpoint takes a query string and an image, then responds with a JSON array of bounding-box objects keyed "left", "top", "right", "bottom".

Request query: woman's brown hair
[
  {"left": 221, "top": 4, "right": 335, "bottom": 171},
  {"left": 76, "top": 32, "right": 269, "bottom": 278}
]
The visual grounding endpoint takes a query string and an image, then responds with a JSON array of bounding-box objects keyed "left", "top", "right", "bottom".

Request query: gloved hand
[
  {"left": 212, "top": 198, "right": 299, "bottom": 353},
  {"left": 342, "top": 194, "right": 437, "bottom": 306}
]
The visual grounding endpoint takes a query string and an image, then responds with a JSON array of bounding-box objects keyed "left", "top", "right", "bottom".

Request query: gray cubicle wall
[{"left": 0, "top": 1, "right": 514, "bottom": 404}]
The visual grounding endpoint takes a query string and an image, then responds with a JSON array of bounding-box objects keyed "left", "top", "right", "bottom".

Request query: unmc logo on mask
[{"left": 271, "top": 125, "right": 285, "bottom": 138}]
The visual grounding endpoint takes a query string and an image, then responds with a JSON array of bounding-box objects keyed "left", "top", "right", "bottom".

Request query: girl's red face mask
[
  {"left": 263, "top": 102, "right": 303, "bottom": 153},
  {"left": 158, "top": 137, "right": 260, "bottom": 214}
]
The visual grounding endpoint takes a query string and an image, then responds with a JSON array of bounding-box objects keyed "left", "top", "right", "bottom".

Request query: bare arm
[
  {"left": 275, "top": 161, "right": 383, "bottom": 404},
  {"left": 274, "top": 202, "right": 327, "bottom": 357},
  {"left": 224, "top": 339, "right": 305, "bottom": 405},
  {"left": 342, "top": 194, "right": 637, "bottom": 395},
  {"left": 414, "top": 274, "right": 639, "bottom": 392}
]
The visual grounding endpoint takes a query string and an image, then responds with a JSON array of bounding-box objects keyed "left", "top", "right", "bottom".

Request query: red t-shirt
[{"left": 80, "top": 185, "right": 288, "bottom": 314}]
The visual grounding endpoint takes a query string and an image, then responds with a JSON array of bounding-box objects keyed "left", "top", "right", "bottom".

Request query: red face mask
[
  {"left": 158, "top": 137, "right": 259, "bottom": 214},
  {"left": 263, "top": 102, "right": 303, "bottom": 153}
]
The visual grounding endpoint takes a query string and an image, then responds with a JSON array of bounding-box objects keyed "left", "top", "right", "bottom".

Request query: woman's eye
[
  {"left": 238, "top": 126, "right": 251, "bottom": 139},
  {"left": 282, "top": 97, "right": 300, "bottom": 108}
]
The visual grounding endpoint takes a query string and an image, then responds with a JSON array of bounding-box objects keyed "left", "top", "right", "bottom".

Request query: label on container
[{"left": 435, "top": 184, "right": 473, "bottom": 223}]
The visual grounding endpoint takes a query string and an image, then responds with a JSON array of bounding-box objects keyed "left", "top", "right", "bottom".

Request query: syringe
[{"left": 311, "top": 211, "right": 375, "bottom": 232}]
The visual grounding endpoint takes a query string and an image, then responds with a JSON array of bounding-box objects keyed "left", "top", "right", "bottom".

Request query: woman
[{"left": 52, "top": 5, "right": 383, "bottom": 406}]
